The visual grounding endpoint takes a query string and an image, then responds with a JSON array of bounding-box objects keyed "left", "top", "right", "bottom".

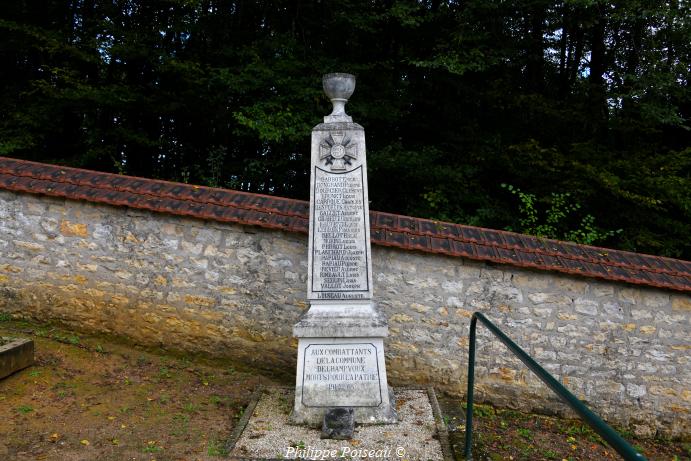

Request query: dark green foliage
[
  {"left": 0, "top": 1, "right": 689, "bottom": 257},
  {"left": 501, "top": 184, "right": 622, "bottom": 245}
]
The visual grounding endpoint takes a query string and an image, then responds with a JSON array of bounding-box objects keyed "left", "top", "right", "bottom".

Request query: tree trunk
[
  {"left": 526, "top": 2, "right": 546, "bottom": 92},
  {"left": 588, "top": 4, "right": 607, "bottom": 132},
  {"left": 558, "top": 2, "right": 569, "bottom": 97}
]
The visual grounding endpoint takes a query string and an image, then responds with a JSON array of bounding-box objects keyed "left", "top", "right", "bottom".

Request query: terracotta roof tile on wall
[{"left": 1, "top": 156, "right": 689, "bottom": 292}]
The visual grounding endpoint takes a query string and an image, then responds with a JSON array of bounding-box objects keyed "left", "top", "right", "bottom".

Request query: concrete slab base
[
  {"left": 228, "top": 386, "right": 454, "bottom": 461},
  {"left": 0, "top": 337, "right": 34, "bottom": 380}
]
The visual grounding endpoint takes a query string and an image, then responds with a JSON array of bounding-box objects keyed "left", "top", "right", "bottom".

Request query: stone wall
[{"left": 0, "top": 189, "right": 689, "bottom": 438}]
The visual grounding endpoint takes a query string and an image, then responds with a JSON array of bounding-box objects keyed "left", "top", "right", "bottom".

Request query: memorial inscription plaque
[{"left": 302, "top": 343, "right": 381, "bottom": 407}]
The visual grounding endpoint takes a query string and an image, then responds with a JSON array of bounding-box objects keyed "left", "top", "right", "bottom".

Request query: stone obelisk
[{"left": 291, "top": 74, "right": 397, "bottom": 425}]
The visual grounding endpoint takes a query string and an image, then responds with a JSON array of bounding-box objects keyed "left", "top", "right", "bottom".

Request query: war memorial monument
[{"left": 228, "top": 74, "right": 447, "bottom": 460}]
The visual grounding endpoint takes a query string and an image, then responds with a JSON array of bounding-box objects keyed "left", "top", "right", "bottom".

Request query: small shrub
[
  {"left": 143, "top": 441, "right": 162, "bottom": 453},
  {"left": 51, "top": 333, "right": 80, "bottom": 345},
  {"left": 158, "top": 367, "right": 172, "bottom": 380},
  {"left": 517, "top": 428, "right": 532, "bottom": 440},
  {"left": 183, "top": 402, "right": 198, "bottom": 413},
  {"left": 207, "top": 439, "right": 229, "bottom": 457},
  {"left": 501, "top": 184, "right": 621, "bottom": 245},
  {"left": 171, "top": 413, "right": 190, "bottom": 436}
]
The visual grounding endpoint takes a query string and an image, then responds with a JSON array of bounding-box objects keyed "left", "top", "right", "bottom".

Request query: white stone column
[{"left": 291, "top": 74, "right": 397, "bottom": 425}]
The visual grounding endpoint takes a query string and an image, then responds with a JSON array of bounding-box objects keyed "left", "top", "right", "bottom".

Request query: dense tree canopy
[{"left": 1, "top": 1, "right": 689, "bottom": 257}]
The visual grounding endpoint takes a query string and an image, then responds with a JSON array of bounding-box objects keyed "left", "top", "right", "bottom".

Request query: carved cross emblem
[{"left": 320, "top": 132, "right": 358, "bottom": 171}]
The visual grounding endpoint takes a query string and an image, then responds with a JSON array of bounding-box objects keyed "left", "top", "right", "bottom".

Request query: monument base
[
  {"left": 291, "top": 303, "right": 397, "bottom": 425},
  {"left": 229, "top": 387, "right": 450, "bottom": 461},
  {"left": 293, "top": 303, "right": 388, "bottom": 338}
]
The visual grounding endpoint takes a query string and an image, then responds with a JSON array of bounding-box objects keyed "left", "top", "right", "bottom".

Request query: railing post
[
  {"left": 463, "top": 315, "right": 477, "bottom": 460},
  {"left": 462, "top": 312, "right": 647, "bottom": 461}
]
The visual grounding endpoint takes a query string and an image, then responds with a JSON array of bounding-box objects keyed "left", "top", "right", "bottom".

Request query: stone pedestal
[
  {"left": 292, "top": 334, "right": 396, "bottom": 426},
  {"left": 292, "top": 303, "right": 396, "bottom": 425},
  {"left": 291, "top": 74, "right": 396, "bottom": 426}
]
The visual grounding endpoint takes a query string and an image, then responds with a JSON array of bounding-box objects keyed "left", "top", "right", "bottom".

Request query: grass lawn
[
  {"left": 0, "top": 318, "right": 268, "bottom": 460},
  {"left": 439, "top": 396, "right": 690, "bottom": 461}
]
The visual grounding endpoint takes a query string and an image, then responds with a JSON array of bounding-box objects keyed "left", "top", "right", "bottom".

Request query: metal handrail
[{"left": 463, "top": 312, "right": 647, "bottom": 460}]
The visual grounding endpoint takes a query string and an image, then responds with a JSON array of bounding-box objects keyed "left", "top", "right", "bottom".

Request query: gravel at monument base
[{"left": 231, "top": 388, "right": 444, "bottom": 460}]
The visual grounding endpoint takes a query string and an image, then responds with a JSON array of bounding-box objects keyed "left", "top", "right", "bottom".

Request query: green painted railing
[{"left": 463, "top": 312, "right": 647, "bottom": 461}]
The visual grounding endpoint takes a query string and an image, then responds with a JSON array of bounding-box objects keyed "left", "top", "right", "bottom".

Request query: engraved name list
[{"left": 311, "top": 166, "right": 369, "bottom": 300}]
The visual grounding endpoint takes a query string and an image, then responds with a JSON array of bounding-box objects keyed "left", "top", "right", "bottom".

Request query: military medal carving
[{"left": 320, "top": 132, "right": 358, "bottom": 171}]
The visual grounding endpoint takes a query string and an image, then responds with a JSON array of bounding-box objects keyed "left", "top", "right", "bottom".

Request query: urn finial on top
[{"left": 323, "top": 73, "right": 355, "bottom": 123}]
